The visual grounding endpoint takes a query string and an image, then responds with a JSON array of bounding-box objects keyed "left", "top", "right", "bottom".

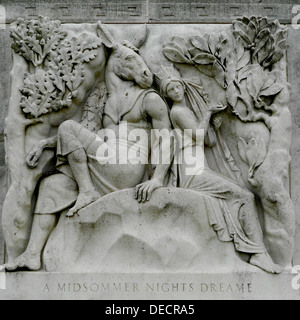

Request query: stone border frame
[{"left": 0, "top": 0, "right": 300, "bottom": 268}]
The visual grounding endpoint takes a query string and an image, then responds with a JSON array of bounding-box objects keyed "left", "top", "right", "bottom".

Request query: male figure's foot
[
  {"left": 250, "top": 252, "right": 283, "bottom": 274},
  {"left": 66, "top": 190, "right": 100, "bottom": 217},
  {"left": 5, "top": 251, "right": 41, "bottom": 271}
]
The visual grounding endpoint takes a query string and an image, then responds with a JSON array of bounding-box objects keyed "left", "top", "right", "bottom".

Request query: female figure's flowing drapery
[{"left": 170, "top": 79, "right": 266, "bottom": 254}]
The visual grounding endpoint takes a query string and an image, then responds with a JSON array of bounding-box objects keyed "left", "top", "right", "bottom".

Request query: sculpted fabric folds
[{"left": 1, "top": 16, "right": 295, "bottom": 279}]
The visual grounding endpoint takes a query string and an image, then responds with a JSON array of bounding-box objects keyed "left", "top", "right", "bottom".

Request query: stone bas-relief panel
[
  {"left": 0, "top": 14, "right": 298, "bottom": 299},
  {"left": 0, "top": 272, "right": 298, "bottom": 300}
]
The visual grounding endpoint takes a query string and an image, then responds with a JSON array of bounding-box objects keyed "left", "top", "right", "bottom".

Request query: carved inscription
[{"left": 42, "top": 281, "right": 253, "bottom": 295}]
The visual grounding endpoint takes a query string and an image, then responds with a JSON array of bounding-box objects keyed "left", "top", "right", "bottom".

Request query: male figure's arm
[
  {"left": 26, "top": 136, "right": 58, "bottom": 168},
  {"left": 135, "top": 93, "right": 173, "bottom": 203}
]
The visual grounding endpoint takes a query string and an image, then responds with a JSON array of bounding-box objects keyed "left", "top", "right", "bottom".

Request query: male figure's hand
[
  {"left": 26, "top": 143, "right": 44, "bottom": 168},
  {"left": 135, "top": 178, "right": 163, "bottom": 203}
]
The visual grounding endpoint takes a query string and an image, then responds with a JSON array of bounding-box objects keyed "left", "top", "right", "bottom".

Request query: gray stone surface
[
  {"left": 0, "top": 168, "right": 5, "bottom": 265},
  {"left": 288, "top": 26, "right": 300, "bottom": 266},
  {"left": 0, "top": 271, "right": 299, "bottom": 300},
  {"left": 0, "top": 0, "right": 300, "bottom": 300},
  {"left": 3, "top": 20, "right": 290, "bottom": 276},
  {"left": 1, "top": 0, "right": 149, "bottom": 23},
  {"left": 0, "top": 0, "right": 297, "bottom": 24},
  {"left": 148, "top": 0, "right": 296, "bottom": 24},
  {"left": 43, "top": 188, "right": 258, "bottom": 273},
  {"left": 0, "top": 29, "right": 10, "bottom": 265}
]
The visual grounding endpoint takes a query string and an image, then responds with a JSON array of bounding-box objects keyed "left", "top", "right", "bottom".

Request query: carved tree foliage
[
  {"left": 163, "top": 34, "right": 229, "bottom": 89},
  {"left": 227, "top": 64, "right": 283, "bottom": 121},
  {"left": 163, "top": 16, "right": 289, "bottom": 178},
  {"left": 20, "top": 69, "right": 60, "bottom": 118},
  {"left": 81, "top": 82, "right": 107, "bottom": 133},
  {"left": 232, "top": 16, "right": 288, "bottom": 69},
  {"left": 163, "top": 16, "right": 288, "bottom": 113},
  {"left": 11, "top": 17, "right": 103, "bottom": 118},
  {"left": 10, "top": 16, "right": 67, "bottom": 67},
  {"left": 227, "top": 18, "right": 288, "bottom": 122}
]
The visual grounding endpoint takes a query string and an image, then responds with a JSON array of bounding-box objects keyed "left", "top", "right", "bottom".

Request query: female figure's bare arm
[{"left": 171, "top": 104, "right": 227, "bottom": 141}]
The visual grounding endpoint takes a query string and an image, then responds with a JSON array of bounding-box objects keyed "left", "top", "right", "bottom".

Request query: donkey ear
[
  {"left": 129, "top": 24, "right": 148, "bottom": 49},
  {"left": 96, "top": 21, "right": 117, "bottom": 49}
]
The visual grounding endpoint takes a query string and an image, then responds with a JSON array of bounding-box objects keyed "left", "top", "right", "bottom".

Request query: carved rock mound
[{"left": 43, "top": 188, "right": 257, "bottom": 273}]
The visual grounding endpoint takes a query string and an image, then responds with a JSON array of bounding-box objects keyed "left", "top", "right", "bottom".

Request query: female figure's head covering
[{"left": 154, "top": 65, "right": 185, "bottom": 97}]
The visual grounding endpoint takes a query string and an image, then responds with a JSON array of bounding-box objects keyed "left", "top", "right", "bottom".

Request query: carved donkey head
[{"left": 96, "top": 22, "right": 153, "bottom": 89}]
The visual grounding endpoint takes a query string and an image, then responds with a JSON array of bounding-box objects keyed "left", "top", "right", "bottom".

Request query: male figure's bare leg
[
  {"left": 5, "top": 215, "right": 56, "bottom": 271},
  {"left": 66, "top": 148, "right": 100, "bottom": 217},
  {"left": 57, "top": 121, "right": 100, "bottom": 217}
]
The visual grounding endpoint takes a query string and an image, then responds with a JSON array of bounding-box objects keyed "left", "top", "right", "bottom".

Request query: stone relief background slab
[{"left": 0, "top": 0, "right": 299, "bottom": 299}]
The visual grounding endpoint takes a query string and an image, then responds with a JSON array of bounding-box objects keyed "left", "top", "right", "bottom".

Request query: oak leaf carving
[
  {"left": 20, "top": 70, "right": 58, "bottom": 118},
  {"left": 14, "top": 20, "right": 103, "bottom": 118},
  {"left": 10, "top": 16, "right": 67, "bottom": 67}
]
